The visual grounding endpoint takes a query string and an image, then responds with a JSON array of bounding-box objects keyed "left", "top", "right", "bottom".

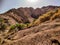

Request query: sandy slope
[{"left": 2, "top": 19, "right": 60, "bottom": 45}]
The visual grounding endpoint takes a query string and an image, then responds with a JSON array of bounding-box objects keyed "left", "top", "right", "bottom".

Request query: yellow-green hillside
[{"left": 28, "top": 8, "right": 60, "bottom": 27}]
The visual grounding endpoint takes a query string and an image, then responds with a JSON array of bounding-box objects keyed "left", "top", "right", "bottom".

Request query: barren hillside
[{"left": 0, "top": 6, "right": 60, "bottom": 45}]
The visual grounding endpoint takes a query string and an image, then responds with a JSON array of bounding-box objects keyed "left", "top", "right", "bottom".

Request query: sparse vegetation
[
  {"left": 29, "top": 8, "right": 60, "bottom": 27},
  {"left": 0, "top": 18, "right": 7, "bottom": 31},
  {"left": 0, "top": 24, "right": 7, "bottom": 30},
  {"left": 10, "top": 23, "right": 27, "bottom": 30},
  {"left": 10, "top": 25, "right": 16, "bottom": 30},
  {"left": 0, "top": 18, "right": 4, "bottom": 22},
  {"left": 16, "top": 23, "right": 27, "bottom": 30},
  {"left": 0, "top": 6, "right": 60, "bottom": 45}
]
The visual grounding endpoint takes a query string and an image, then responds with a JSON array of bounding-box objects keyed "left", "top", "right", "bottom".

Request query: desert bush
[
  {"left": 0, "top": 18, "right": 4, "bottom": 22},
  {"left": 26, "top": 23, "right": 30, "bottom": 27},
  {"left": 10, "top": 23, "right": 27, "bottom": 30},
  {"left": 0, "top": 23, "right": 7, "bottom": 31},
  {"left": 16, "top": 23, "right": 27, "bottom": 30},
  {"left": 10, "top": 25, "right": 16, "bottom": 30}
]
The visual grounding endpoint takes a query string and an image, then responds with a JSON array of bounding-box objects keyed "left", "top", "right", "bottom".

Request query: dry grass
[{"left": 28, "top": 8, "right": 60, "bottom": 27}]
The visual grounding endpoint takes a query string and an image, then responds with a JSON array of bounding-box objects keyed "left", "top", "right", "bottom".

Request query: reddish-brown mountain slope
[
  {"left": 0, "top": 6, "right": 60, "bottom": 45},
  {"left": 1, "top": 5, "right": 60, "bottom": 24}
]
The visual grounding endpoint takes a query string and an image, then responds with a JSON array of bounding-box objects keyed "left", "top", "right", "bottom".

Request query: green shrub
[
  {"left": 10, "top": 23, "right": 27, "bottom": 30},
  {"left": 16, "top": 23, "right": 27, "bottom": 30},
  {"left": 10, "top": 25, "right": 16, "bottom": 30},
  {"left": 0, "top": 23, "right": 7, "bottom": 30},
  {"left": 25, "top": 23, "right": 30, "bottom": 27},
  {"left": 0, "top": 18, "right": 4, "bottom": 22}
]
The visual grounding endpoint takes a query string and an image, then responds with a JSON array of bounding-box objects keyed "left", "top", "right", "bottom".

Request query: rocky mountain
[
  {"left": 1, "top": 5, "right": 60, "bottom": 23},
  {"left": 0, "top": 5, "right": 60, "bottom": 45}
]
